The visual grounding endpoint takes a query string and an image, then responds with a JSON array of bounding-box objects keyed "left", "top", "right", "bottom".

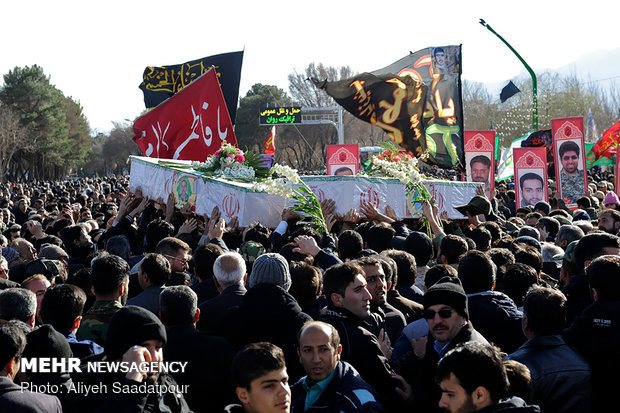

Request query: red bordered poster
[
  {"left": 464, "top": 131, "right": 495, "bottom": 198},
  {"left": 514, "top": 147, "right": 548, "bottom": 209},
  {"left": 551, "top": 117, "right": 587, "bottom": 209},
  {"left": 327, "top": 144, "right": 359, "bottom": 176}
]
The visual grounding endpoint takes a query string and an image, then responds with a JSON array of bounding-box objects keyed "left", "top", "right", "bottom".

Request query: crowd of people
[{"left": 0, "top": 171, "right": 619, "bottom": 413}]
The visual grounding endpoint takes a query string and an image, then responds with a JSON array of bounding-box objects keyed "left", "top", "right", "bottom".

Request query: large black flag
[
  {"left": 370, "top": 45, "right": 464, "bottom": 169},
  {"left": 139, "top": 51, "right": 243, "bottom": 123},
  {"left": 313, "top": 73, "right": 427, "bottom": 155}
]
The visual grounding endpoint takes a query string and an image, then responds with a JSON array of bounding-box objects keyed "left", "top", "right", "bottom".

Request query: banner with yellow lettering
[
  {"left": 372, "top": 45, "right": 464, "bottom": 170},
  {"left": 312, "top": 73, "right": 427, "bottom": 163},
  {"left": 313, "top": 46, "right": 464, "bottom": 169},
  {"left": 139, "top": 51, "right": 243, "bottom": 123}
]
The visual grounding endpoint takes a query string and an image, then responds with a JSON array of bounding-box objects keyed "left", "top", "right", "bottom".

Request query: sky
[{"left": 2, "top": 0, "right": 619, "bottom": 134}]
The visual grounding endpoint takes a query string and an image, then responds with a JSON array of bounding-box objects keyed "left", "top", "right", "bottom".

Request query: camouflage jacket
[
  {"left": 76, "top": 300, "right": 123, "bottom": 346},
  {"left": 560, "top": 169, "right": 585, "bottom": 204}
]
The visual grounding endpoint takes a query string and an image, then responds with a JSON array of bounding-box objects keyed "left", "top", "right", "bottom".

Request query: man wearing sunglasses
[
  {"left": 156, "top": 237, "right": 192, "bottom": 286},
  {"left": 404, "top": 276, "right": 489, "bottom": 412},
  {"left": 558, "top": 141, "right": 585, "bottom": 204}
]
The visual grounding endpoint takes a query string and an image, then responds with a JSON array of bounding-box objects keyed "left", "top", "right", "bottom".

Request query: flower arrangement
[
  {"left": 189, "top": 141, "right": 271, "bottom": 180},
  {"left": 365, "top": 141, "right": 431, "bottom": 205}
]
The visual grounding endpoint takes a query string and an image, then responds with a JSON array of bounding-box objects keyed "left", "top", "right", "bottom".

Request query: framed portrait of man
[
  {"left": 465, "top": 131, "right": 495, "bottom": 198},
  {"left": 514, "top": 148, "right": 547, "bottom": 208},
  {"left": 552, "top": 117, "right": 587, "bottom": 209},
  {"left": 173, "top": 172, "right": 197, "bottom": 208}
]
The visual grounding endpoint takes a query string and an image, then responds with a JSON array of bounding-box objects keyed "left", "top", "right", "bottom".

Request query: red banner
[
  {"left": 514, "top": 147, "right": 548, "bottom": 209},
  {"left": 464, "top": 131, "right": 495, "bottom": 198},
  {"left": 264, "top": 125, "right": 276, "bottom": 154},
  {"left": 133, "top": 68, "right": 236, "bottom": 161},
  {"left": 551, "top": 117, "right": 587, "bottom": 209},
  {"left": 593, "top": 119, "right": 620, "bottom": 161}
]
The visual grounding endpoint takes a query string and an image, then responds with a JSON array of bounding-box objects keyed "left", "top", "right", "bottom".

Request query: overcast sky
[{"left": 2, "top": 0, "right": 618, "bottom": 133}]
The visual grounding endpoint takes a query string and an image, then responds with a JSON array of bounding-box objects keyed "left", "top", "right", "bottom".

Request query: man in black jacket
[
  {"left": 457, "top": 250, "right": 525, "bottom": 354},
  {"left": 291, "top": 321, "right": 383, "bottom": 412},
  {"left": 563, "top": 254, "right": 620, "bottom": 413},
  {"left": 160, "top": 285, "right": 236, "bottom": 412},
  {"left": 319, "top": 262, "right": 410, "bottom": 411},
  {"left": 197, "top": 251, "right": 246, "bottom": 333},
  {"left": 74, "top": 305, "right": 191, "bottom": 413},
  {"left": 402, "top": 276, "right": 489, "bottom": 412},
  {"left": 507, "top": 286, "right": 591, "bottom": 413},
  {"left": 0, "top": 320, "right": 63, "bottom": 412},
  {"left": 436, "top": 342, "right": 540, "bottom": 413}
]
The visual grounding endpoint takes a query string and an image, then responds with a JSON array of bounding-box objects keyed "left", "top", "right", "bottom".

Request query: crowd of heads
[{"left": 0, "top": 169, "right": 618, "bottom": 412}]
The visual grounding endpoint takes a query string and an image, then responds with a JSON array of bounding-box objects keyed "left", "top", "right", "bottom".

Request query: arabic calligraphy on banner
[
  {"left": 372, "top": 45, "right": 464, "bottom": 170},
  {"left": 259, "top": 107, "right": 302, "bottom": 125}
]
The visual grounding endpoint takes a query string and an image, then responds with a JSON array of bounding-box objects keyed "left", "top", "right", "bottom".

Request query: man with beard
[
  {"left": 77, "top": 253, "right": 130, "bottom": 346},
  {"left": 558, "top": 141, "right": 585, "bottom": 204},
  {"left": 355, "top": 255, "right": 406, "bottom": 344},
  {"left": 596, "top": 209, "right": 620, "bottom": 235},
  {"left": 155, "top": 237, "right": 191, "bottom": 287},
  {"left": 436, "top": 342, "right": 540, "bottom": 412},
  {"left": 60, "top": 224, "right": 96, "bottom": 267},
  {"left": 519, "top": 173, "right": 544, "bottom": 207},
  {"left": 469, "top": 155, "right": 491, "bottom": 185}
]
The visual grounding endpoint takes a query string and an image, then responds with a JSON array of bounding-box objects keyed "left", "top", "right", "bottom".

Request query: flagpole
[{"left": 479, "top": 19, "right": 538, "bottom": 131}]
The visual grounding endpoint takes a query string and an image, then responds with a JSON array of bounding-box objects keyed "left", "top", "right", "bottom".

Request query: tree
[
  {"left": 0, "top": 65, "right": 95, "bottom": 180},
  {"left": 64, "top": 97, "right": 92, "bottom": 169},
  {"left": 288, "top": 63, "right": 354, "bottom": 107},
  {"left": 235, "top": 83, "right": 292, "bottom": 153},
  {"left": 102, "top": 122, "right": 142, "bottom": 175},
  {"left": 0, "top": 105, "right": 27, "bottom": 182},
  {"left": 0, "top": 65, "right": 71, "bottom": 180},
  {"left": 282, "top": 63, "right": 391, "bottom": 172}
]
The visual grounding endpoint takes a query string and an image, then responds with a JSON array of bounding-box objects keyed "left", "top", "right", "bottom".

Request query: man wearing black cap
[
  {"left": 0, "top": 320, "right": 63, "bottom": 412},
  {"left": 402, "top": 276, "right": 489, "bottom": 412},
  {"left": 74, "top": 305, "right": 191, "bottom": 412}
]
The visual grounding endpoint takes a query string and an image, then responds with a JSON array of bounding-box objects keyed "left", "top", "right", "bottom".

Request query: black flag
[
  {"left": 139, "top": 51, "right": 243, "bottom": 123},
  {"left": 313, "top": 73, "right": 427, "bottom": 156},
  {"left": 500, "top": 80, "right": 520, "bottom": 103},
  {"left": 371, "top": 45, "right": 464, "bottom": 169}
]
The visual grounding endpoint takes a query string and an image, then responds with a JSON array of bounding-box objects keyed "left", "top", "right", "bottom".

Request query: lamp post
[{"left": 480, "top": 19, "right": 538, "bottom": 131}]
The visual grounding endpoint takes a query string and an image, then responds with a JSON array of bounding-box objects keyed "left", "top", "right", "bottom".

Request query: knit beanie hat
[
  {"left": 24, "top": 324, "right": 73, "bottom": 359},
  {"left": 23, "top": 325, "right": 73, "bottom": 382},
  {"left": 2, "top": 247, "right": 19, "bottom": 264},
  {"left": 424, "top": 276, "right": 469, "bottom": 319},
  {"left": 604, "top": 191, "right": 620, "bottom": 206},
  {"left": 105, "top": 305, "right": 167, "bottom": 361},
  {"left": 247, "top": 253, "right": 291, "bottom": 291}
]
